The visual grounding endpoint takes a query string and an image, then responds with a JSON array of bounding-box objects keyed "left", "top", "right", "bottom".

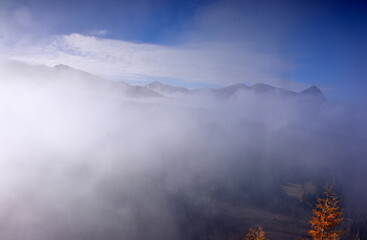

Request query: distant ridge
[
  {"left": 146, "top": 81, "right": 190, "bottom": 97},
  {"left": 1, "top": 61, "right": 326, "bottom": 102},
  {"left": 0, "top": 61, "right": 162, "bottom": 98},
  {"left": 251, "top": 83, "right": 297, "bottom": 96},
  {"left": 144, "top": 81, "right": 326, "bottom": 101}
]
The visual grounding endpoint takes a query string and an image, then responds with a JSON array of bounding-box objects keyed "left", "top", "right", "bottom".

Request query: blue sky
[{"left": 0, "top": 0, "right": 366, "bottom": 102}]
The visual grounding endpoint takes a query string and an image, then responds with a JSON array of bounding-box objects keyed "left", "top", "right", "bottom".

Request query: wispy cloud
[
  {"left": 2, "top": 33, "right": 299, "bottom": 89},
  {"left": 87, "top": 29, "right": 109, "bottom": 37}
]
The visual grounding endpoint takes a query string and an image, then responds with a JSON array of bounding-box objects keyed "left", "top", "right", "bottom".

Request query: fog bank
[{"left": 0, "top": 62, "right": 366, "bottom": 239}]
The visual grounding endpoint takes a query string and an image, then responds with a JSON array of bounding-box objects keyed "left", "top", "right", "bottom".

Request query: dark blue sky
[
  {"left": 287, "top": 0, "right": 367, "bottom": 101},
  {"left": 1, "top": 0, "right": 366, "bottom": 102},
  {"left": 2, "top": 0, "right": 211, "bottom": 43}
]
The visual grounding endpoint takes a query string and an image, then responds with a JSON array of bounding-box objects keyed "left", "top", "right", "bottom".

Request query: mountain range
[{"left": 0, "top": 61, "right": 326, "bottom": 101}]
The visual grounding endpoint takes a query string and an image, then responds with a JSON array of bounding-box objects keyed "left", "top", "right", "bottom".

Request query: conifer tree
[
  {"left": 245, "top": 226, "right": 266, "bottom": 240},
  {"left": 308, "top": 184, "right": 344, "bottom": 240}
]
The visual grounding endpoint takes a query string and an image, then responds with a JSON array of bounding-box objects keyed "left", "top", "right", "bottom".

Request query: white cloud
[
  {"left": 87, "top": 29, "right": 109, "bottom": 37},
  {"left": 1, "top": 33, "right": 301, "bottom": 89}
]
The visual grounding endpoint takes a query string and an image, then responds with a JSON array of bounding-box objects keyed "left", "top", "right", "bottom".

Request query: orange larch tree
[
  {"left": 245, "top": 226, "right": 266, "bottom": 240},
  {"left": 308, "top": 184, "right": 344, "bottom": 240}
]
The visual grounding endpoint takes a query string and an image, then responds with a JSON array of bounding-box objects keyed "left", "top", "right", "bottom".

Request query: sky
[{"left": 0, "top": 0, "right": 366, "bottom": 102}]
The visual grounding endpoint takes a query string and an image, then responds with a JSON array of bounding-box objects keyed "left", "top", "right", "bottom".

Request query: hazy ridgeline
[{"left": 0, "top": 62, "right": 366, "bottom": 239}]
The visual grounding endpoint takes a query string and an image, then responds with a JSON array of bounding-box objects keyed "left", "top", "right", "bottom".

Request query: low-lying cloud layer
[{"left": 0, "top": 63, "right": 366, "bottom": 239}]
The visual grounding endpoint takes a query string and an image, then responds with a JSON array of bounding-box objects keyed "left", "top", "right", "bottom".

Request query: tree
[
  {"left": 308, "top": 184, "right": 344, "bottom": 240},
  {"left": 245, "top": 226, "right": 266, "bottom": 240}
]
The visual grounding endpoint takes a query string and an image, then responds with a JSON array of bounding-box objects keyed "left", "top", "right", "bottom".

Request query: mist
[{"left": 0, "top": 61, "right": 366, "bottom": 239}]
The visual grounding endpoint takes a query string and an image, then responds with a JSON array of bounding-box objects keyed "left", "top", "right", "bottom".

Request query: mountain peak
[
  {"left": 146, "top": 81, "right": 189, "bottom": 97},
  {"left": 302, "top": 85, "right": 320, "bottom": 93},
  {"left": 54, "top": 64, "right": 74, "bottom": 70},
  {"left": 300, "top": 85, "right": 326, "bottom": 100},
  {"left": 148, "top": 81, "right": 165, "bottom": 87},
  {"left": 252, "top": 83, "right": 271, "bottom": 87},
  {"left": 221, "top": 83, "right": 248, "bottom": 90}
]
